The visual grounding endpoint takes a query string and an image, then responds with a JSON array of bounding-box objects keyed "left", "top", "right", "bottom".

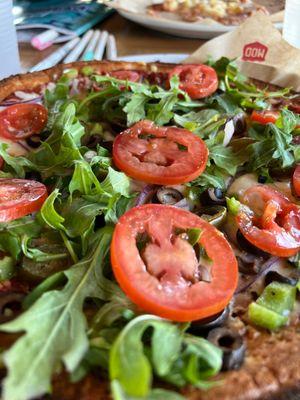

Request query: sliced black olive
[
  {"left": 264, "top": 271, "right": 298, "bottom": 287},
  {"left": 236, "top": 230, "right": 268, "bottom": 257},
  {"left": 207, "top": 327, "right": 246, "bottom": 371},
  {"left": 237, "top": 254, "right": 263, "bottom": 275},
  {"left": 156, "top": 187, "right": 183, "bottom": 205},
  {"left": 197, "top": 205, "right": 227, "bottom": 227},
  {"left": 258, "top": 175, "right": 267, "bottom": 184},
  {"left": 26, "top": 134, "right": 41, "bottom": 148},
  {"left": 189, "top": 306, "right": 230, "bottom": 335},
  {"left": 200, "top": 188, "right": 226, "bottom": 206},
  {"left": 0, "top": 292, "right": 25, "bottom": 323},
  {"left": 231, "top": 113, "right": 247, "bottom": 135}
]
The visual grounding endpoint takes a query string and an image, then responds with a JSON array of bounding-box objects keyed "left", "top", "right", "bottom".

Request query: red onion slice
[
  {"left": 235, "top": 256, "right": 280, "bottom": 294},
  {"left": 135, "top": 184, "right": 158, "bottom": 206}
]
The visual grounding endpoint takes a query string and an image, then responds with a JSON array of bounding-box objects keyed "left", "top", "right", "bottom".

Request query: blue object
[{"left": 14, "top": 0, "right": 114, "bottom": 36}]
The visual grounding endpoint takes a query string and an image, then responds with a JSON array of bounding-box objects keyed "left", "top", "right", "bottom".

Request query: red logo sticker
[{"left": 242, "top": 42, "right": 268, "bottom": 62}]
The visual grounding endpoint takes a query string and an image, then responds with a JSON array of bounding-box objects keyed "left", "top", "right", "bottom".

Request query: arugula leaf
[
  {"left": 191, "top": 165, "right": 227, "bottom": 190},
  {"left": 209, "top": 144, "right": 246, "bottom": 176},
  {"left": 69, "top": 160, "right": 102, "bottom": 197},
  {"left": 40, "top": 189, "right": 65, "bottom": 231},
  {"left": 123, "top": 93, "right": 148, "bottom": 125},
  {"left": 0, "top": 143, "right": 36, "bottom": 178},
  {"left": 29, "top": 104, "right": 84, "bottom": 178},
  {"left": 0, "top": 226, "right": 113, "bottom": 400},
  {"left": 0, "top": 256, "right": 15, "bottom": 281},
  {"left": 111, "top": 380, "right": 185, "bottom": 400},
  {"left": 247, "top": 109, "right": 297, "bottom": 173},
  {"left": 164, "top": 335, "right": 222, "bottom": 390},
  {"left": 21, "top": 235, "right": 68, "bottom": 263},
  {"left": 209, "top": 57, "right": 290, "bottom": 110},
  {"left": 0, "top": 217, "right": 42, "bottom": 260},
  {"left": 109, "top": 315, "right": 222, "bottom": 398},
  {"left": 101, "top": 167, "right": 131, "bottom": 197},
  {"left": 92, "top": 74, "right": 201, "bottom": 127},
  {"left": 109, "top": 315, "right": 182, "bottom": 397}
]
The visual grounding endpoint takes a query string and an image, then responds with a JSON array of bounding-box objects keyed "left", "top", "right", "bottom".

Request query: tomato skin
[
  {"left": 111, "top": 204, "right": 238, "bottom": 322},
  {"left": 293, "top": 165, "right": 300, "bottom": 197},
  {"left": 113, "top": 120, "right": 208, "bottom": 185},
  {"left": 237, "top": 185, "right": 300, "bottom": 257},
  {"left": 0, "top": 179, "right": 48, "bottom": 222},
  {"left": 250, "top": 110, "right": 279, "bottom": 125},
  {"left": 0, "top": 104, "right": 48, "bottom": 141},
  {"left": 168, "top": 64, "right": 218, "bottom": 99},
  {"left": 109, "top": 70, "right": 141, "bottom": 82}
]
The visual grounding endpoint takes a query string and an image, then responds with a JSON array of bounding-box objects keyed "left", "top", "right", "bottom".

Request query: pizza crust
[
  {"left": 0, "top": 61, "right": 176, "bottom": 102},
  {"left": 0, "top": 61, "right": 299, "bottom": 400}
]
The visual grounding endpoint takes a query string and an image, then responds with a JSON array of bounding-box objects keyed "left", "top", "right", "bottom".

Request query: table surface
[{"left": 20, "top": 13, "right": 205, "bottom": 71}]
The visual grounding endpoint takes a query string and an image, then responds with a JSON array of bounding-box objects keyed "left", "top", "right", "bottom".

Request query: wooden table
[{"left": 20, "top": 13, "right": 205, "bottom": 71}]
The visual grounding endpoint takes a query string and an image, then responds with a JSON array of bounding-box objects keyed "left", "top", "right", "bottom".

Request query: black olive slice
[{"left": 207, "top": 327, "right": 246, "bottom": 371}]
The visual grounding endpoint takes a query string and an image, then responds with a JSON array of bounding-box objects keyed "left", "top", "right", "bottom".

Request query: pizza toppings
[
  {"left": 248, "top": 281, "right": 297, "bottom": 330},
  {"left": 148, "top": 0, "right": 267, "bottom": 25},
  {"left": 113, "top": 120, "right": 208, "bottom": 184},
  {"left": 292, "top": 164, "right": 300, "bottom": 197},
  {"left": 109, "top": 70, "right": 141, "bottom": 82},
  {"left": 207, "top": 327, "right": 246, "bottom": 371},
  {"left": 111, "top": 204, "right": 238, "bottom": 321},
  {"left": 250, "top": 110, "right": 279, "bottom": 125},
  {"left": 236, "top": 185, "right": 300, "bottom": 257},
  {"left": 0, "top": 179, "right": 48, "bottom": 222},
  {"left": 0, "top": 60, "right": 299, "bottom": 400},
  {"left": 168, "top": 64, "right": 218, "bottom": 99},
  {"left": 0, "top": 104, "right": 48, "bottom": 141}
]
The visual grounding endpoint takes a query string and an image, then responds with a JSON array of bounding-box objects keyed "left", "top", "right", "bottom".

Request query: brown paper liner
[{"left": 185, "top": 12, "right": 300, "bottom": 91}]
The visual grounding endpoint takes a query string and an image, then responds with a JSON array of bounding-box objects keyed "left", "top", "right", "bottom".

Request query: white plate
[
  {"left": 118, "top": 53, "right": 188, "bottom": 63},
  {"left": 119, "top": 9, "right": 282, "bottom": 39}
]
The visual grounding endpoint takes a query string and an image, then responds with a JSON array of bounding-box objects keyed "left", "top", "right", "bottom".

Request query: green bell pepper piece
[
  {"left": 248, "top": 302, "right": 288, "bottom": 331},
  {"left": 256, "top": 282, "right": 296, "bottom": 316}
]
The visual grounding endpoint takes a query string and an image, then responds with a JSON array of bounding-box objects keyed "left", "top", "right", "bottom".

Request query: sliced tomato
[
  {"left": 250, "top": 110, "right": 280, "bottom": 125},
  {"left": 113, "top": 120, "right": 208, "bottom": 185},
  {"left": 110, "top": 70, "right": 141, "bottom": 82},
  {"left": 111, "top": 204, "right": 238, "bottom": 322},
  {"left": 0, "top": 157, "right": 3, "bottom": 170},
  {"left": 168, "top": 64, "right": 218, "bottom": 99},
  {"left": 292, "top": 165, "right": 300, "bottom": 197},
  {"left": 236, "top": 184, "right": 300, "bottom": 257},
  {"left": 0, "top": 179, "right": 47, "bottom": 222},
  {"left": 0, "top": 104, "right": 48, "bottom": 141}
]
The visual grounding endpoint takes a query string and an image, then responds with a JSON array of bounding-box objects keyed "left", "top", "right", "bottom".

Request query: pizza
[
  {"left": 147, "top": 0, "right": 268, "bottom": 25},
  {"left": 0, "top": 59, "right": 299, "bottom": 400}
]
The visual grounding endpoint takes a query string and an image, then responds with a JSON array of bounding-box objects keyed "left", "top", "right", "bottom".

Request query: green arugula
[
  {"left": 247, "top": 109, "right": 298, "bottom": 174},
  {"left": 1, "top": 227, "right": 113, "bottom": 400},
  {"left": 110, "top": 315, "right": 222, "bottom": 398}
]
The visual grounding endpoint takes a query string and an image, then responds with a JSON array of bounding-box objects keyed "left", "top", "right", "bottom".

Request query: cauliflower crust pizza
[{"left": 0, "top": 59, "right": 299, "bottom": 400}]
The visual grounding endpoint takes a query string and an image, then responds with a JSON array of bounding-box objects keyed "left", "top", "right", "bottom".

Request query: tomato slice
[
  {"left": 111, "top": 204, "right": 238, "bottom": 322},
  {"left": 168, "top": 64, "right": 218, "bottom": 99},
  {"left": 109, "top": 70, "right": 141, "bottom": 82},
  {"left": 236, "top": 184, "right": 300, "bottom": 257},
  {"left": 250, "top": 110, "right": 279, "bottom": 125},
  {"left": 113, "top": 120, "right": 208, "bottom": 185},
  {"left": 0, "top": 179, "right": 48, "bottom": 222},
  {"left": 293, "top": 165, "right": 300, "bottom": 197},
  {"left": 0, "top": 157, "right": 3, "bottom": 170},
  {"left": 0, "top": 104, "right": 48, "bottom": 141}
]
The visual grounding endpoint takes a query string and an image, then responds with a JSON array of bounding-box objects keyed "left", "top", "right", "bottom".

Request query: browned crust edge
[
  {"left": 0, "top": 61, "right": 299, "bottom": 400},
  {"left": 0, "top": 60, "right": 177, "bottom": 102}
]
